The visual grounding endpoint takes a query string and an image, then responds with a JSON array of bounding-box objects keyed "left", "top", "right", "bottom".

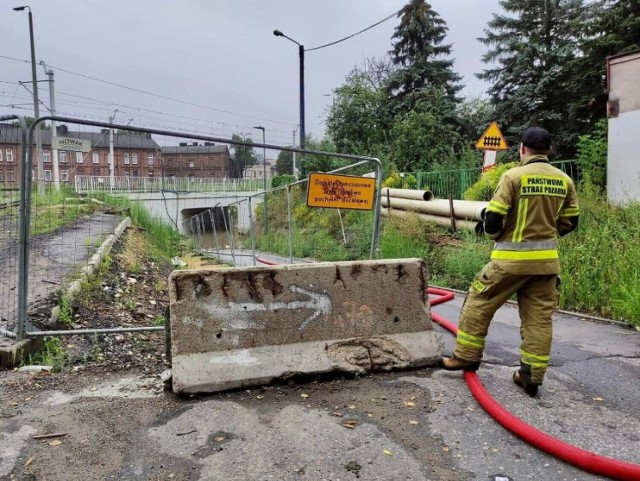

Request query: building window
[
  {"left": 6, "top": 149, "right": 13, "bottom": 162},
  {"left": 132, "top": 169, "right": 139, "bottom": 177},
  {"left": 76, "top": 151, "right": 83, "bottom": 163},
  {"left": 0, "top": 150, "right": 3, "bottom": 162},
  {"left": 44, "top": 170, "right": 52, "bottom": 181},
  {"left": 92, "top": 152, "right": 99, "bottom": 164},
  {"left": 148, "top": 170, "right": 153, "bottom": 177},
  {"left": 124, "top": 170, "right": 129, "bottom": 177},
  {"left": 189, "top": 174, "right": 195, "bottom": 183},
  {"left": 59, "top": 151, "right": 68, "bottom": 163},
  {"left": 124, "top": 153, "right": 130, "bottom": 165},
  {"left": 8, "top": 169, "right": 15, "bottom": 181},
  {"left": 61, "top": 170, "right": 69, "bottom": 181},
  {"left": 189, "top": 161, "right": 194, "bottom": 168},
  {"left": 131, "top": 153, "right": 138, "bottom": 165},
  {"left": 147, "top": 153, "right": 154, "bottom": 165},
  {"left": 43, "top": 150, "right": 51, "bottom": 163},
  {"left": 93, "top": 168, "right": 100, "bottom": 176},
  {"left": 0, "top": 172, "right": 3, "bottom": 182}
]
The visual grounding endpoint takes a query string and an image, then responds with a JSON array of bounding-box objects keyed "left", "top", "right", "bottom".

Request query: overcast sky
[{"left": 1, "top": 0, "right": 502, "bottom": 146}]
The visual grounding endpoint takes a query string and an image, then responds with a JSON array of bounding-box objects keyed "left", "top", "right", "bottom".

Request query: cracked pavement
[{"left": 1, "top": 291, "right": 639, "bottom": 480}]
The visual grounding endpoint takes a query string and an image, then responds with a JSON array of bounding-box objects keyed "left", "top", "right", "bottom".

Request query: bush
[
  {"left": 576, "top": 119, "right": 607, "bottom": 190},
  {"left": 272, "top": 174, "right": 294, "bottom": 189},
  {"left": 463, "top": 162, "right": 517, "bottom": 201},
  {"left": 382, "top": 172, "right": 418, "bottom": 189}
]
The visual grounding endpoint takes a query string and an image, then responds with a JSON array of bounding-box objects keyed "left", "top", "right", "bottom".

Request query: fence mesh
[
  {"left": 416, "top": 160, "right": 579, "bottom": 200},
  {"left": 0, "top": 117, "right": 20, "bottom": 336}
]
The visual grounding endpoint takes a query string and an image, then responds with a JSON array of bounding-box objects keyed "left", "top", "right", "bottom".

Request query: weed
[
  {"left": 91, "top": 334, "right": 103, "bottom": 363},
  {"left": 153, "top": 315, "right": 165, "bottom": 327},
  {"left": 58, "top": 294, "right": 74, "bottom": 326},
  {"left": 23, "top": 337, "right": 66, "bottom": 372},
  {"left": 153, "top": 280, "right": 166, "bottom": 294}
]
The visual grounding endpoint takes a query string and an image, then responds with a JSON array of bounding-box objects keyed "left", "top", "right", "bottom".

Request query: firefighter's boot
[
  {"left": 513, "top": 370, "right": 540, "bottom": 397},
  {"left": 437, "top": 356, "right": 480, "bottom": 371}
]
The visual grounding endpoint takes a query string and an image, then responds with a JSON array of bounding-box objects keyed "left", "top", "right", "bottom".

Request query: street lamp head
[
  {"left": 253, "top": 126, "right": 264, "bottom": 131},
  {"left": 273, "top": 30, "right": 284, "bottom": 37},
  {"left": 13, "top": 5, "right": 29, "bottom": 11}
]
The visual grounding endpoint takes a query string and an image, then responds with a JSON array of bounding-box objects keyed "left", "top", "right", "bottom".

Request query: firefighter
[{"left": 437, "top": 127, "right": 580, "bottom": 397}]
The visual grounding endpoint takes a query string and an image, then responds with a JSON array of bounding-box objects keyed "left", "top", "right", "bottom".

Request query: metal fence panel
[
  {"left": 0, "top": 115, "right": 25, "bottom": 339},
  {"left": 14, "top": 116, "right": 381, "bottom": 339}
]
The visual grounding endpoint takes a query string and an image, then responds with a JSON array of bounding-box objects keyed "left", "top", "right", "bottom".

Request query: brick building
[
  {"left": 0, "top": 125, "right": 237, "bottom": 185},
  {"left": 160, "top": 142, "right": 235, "bottom": 179},
  {"left": 0, "top": 124, "right": 160, "bottom": 185}
]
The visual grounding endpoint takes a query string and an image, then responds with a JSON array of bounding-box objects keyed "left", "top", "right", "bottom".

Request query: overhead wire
[
  {"left": 306, "top": 8, "right": 401, "bottom": 52},
  {"left": 0, "top": 54, "right": 297, "bottom": 127}
]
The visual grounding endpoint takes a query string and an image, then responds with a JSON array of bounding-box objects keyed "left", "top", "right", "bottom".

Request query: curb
[{"left": 50, "top": 216, "right": 132, "bottom": 324}]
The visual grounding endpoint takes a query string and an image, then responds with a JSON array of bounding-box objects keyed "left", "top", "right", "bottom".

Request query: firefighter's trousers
[{"left": 453, "top": 261, "right": 558, "bottom": 385}]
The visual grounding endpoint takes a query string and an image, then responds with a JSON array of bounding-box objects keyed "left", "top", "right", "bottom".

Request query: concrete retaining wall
[{"left": 169, "top": 258, "right": 440, "bottom": 393}]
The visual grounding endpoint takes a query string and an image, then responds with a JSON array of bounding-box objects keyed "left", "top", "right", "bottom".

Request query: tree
[
  {"left": 388, "top": 89, "right": 462, "bottom": 172},
  {"left": 387, "top": 0, "right": 462, "bottom": 110},
  {"left": 275, "top": 149, "right": 294, "bottom": 175},
  {"left": 326, "top": 65, "right": 392, "bottom": 157},
  {"left": 477, "top": 0, "right": 587, "bottom": 157},
  {"left": 231, "top": 133, "right": 257, "bottom": 178},
  {"left": 574, "top": 0, "right": 640, "bottom": 122}
]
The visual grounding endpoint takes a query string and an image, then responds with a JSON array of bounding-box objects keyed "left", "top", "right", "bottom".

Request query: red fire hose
[{"left": 427, "top": 287, "right": 640, "bottom": 481}]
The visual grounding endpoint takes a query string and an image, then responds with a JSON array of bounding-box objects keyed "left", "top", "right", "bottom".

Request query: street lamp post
[
  {"left": 13, "top": 5, "right": 44, "bottom": 193},
  {"left": 253, "top": 126, "right": 268, "bottom": 233},
  {"left": 273, "top": 30, "right": 305, "bottom": 150}
]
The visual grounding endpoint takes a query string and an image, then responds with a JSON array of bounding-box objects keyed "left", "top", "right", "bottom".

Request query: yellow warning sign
[
  {"left": 476, "top": 122, "right": 508, "bottom": 151},
  {"left": 307, "top": 172, "right": 376, "bottom": 210}
]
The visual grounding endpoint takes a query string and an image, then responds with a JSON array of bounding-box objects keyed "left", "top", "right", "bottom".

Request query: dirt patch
[{"left": 19, "top": 226, "right": 174, "bottom": 377}]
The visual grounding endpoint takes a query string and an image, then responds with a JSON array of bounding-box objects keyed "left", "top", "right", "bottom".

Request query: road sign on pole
[{"left": 476, "top": 122, "right": 508, "bottom": 151}]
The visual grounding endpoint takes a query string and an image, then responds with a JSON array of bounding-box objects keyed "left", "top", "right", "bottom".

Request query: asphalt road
[{"left": 1, "top": 289, "right": 639, "bottom": 480}]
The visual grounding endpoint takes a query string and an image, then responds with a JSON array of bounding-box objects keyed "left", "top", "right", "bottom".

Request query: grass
[
  {"left": 93, "top": 193, "right": 182, "bottom": 259},
  {"left": 558, "top": 183, "right": 640, "bottom": 326},
  {"left": 30, "top": 186, "right": 98, "bottom": 235},
  {"left": 22, "top": 337, "right": 68, "bottom": 372}
]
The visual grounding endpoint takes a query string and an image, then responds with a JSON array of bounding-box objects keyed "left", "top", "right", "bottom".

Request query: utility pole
[
  {"left": 41, "top": 61, "right": 58, "bottom": 187},
  {"left": 13, "top": 6, "right": 43, "bottom": 193},
  {"left": 109, "top": 109, "right": 118, "bottom": 192}
]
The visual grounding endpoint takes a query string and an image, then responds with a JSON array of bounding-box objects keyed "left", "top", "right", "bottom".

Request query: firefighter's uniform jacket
[{"left": 453, "top": 155, "right": 579, "bottom": 385}]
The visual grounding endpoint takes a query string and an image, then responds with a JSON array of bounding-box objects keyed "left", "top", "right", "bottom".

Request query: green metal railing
[{"left": 414, "top": 160, "right": 578, "bottom": 199}]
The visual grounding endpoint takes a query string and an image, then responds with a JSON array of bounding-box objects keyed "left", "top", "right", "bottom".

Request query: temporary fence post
[
  {"left": 248, "top": 196, "right": 257, "bottom": 266},
  {"left": 209, "top": 207, "right": 220, "bottom": 259},
  {"left": 15, "top": 115, "right": 29, "bottom": 340},
  {"left": 370, "top": 158, "right": 383, "bottom": 260},
  {"left": 286, "top": 185, "right": 293, "bottom": 264},
  {"left": 221, "top": 205, "right": 236, "bottom": 266}
]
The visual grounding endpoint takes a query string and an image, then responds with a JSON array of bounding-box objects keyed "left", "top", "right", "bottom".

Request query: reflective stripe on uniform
[
  {"left": 494, "top": 240, "right": 558, "bottom": 251},
  {"left": 559, "top": 206, "right": 580, "bottom": 217},
  {"left": 491, "top": 249, "right": 558, "bottom": 260},
  {"left": 456, "top": 329, "right": 485, "bottom": 350},
  {"left": 521, "top": 349, "right": 550, "bottom": 369},
  {"left": 512, "top": 198, "right": 528, "bottom": 243},
  {"left": 488, "top": 200, "right": 509, "bottom": 215}
]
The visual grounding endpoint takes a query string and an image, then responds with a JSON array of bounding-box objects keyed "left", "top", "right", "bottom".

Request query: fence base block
[
  {"left": 0, "top": 337, "right": 44, "bottom": 368},
  {"left": 169, "top": 259, "right": 441, "bottom": 394}
]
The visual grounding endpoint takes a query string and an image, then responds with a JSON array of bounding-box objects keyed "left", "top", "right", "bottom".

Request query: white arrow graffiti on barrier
[{"left": 225, "top": 285, "right": 332, "bottom": 331}]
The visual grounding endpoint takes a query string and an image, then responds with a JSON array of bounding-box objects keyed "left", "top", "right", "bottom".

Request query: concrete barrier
[{"left": 168, "top": 258, "right": 440, "bottom": 394}]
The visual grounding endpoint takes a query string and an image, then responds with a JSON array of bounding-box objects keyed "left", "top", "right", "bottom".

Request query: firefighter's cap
[{"left": 521, "top": 127, "right": 552, "bottom": 150}]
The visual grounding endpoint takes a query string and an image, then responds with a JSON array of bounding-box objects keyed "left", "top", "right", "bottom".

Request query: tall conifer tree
[
  {"left": 388, "top": 0, "right": 462, "bottom": 109},
  {"left": 477, "top": 0, "right": 586, "bottom": 156}
]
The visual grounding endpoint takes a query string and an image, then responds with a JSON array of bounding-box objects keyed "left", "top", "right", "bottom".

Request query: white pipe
[
  {"left": 381, "top": 188, "right": 433, "bottom": 201},
  {"left": 381, "top": 209, "right": 482, "bottom": 232},
  {"left": 381, "top": 197, "right": 487, "bottom": 221}
]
